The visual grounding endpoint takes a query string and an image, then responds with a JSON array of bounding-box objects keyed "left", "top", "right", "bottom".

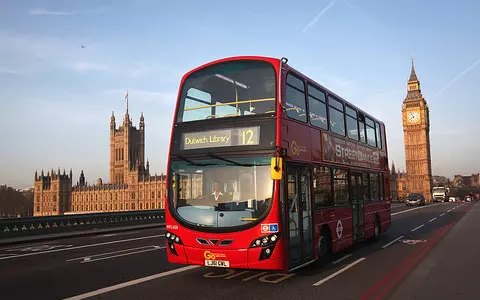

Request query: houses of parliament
[{"left": 33, "top": 106, "right": 166, "bottom": 216}]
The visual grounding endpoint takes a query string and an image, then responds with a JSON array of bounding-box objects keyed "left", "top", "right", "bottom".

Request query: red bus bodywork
[{"left": 165, "top": 56, "right": 391, "bottom": 272}]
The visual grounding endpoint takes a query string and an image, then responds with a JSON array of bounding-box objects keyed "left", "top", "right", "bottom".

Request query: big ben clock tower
[{"left": 402, "top": 59, "right": 433, "bottom": 202}]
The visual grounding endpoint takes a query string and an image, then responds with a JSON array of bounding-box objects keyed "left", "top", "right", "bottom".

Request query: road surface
[{"left": 0, "top": 201, "right": 475, "bottom": 300}]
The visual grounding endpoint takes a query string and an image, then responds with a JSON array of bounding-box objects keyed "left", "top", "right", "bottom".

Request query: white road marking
[
  {"left": 81, "top": 246, "right": 164, "bottom": 263},
  {"left": 0, "top": 253, "right": 16, "bottom": 258},
  {"left": 62, "top": 265, "right": 199, "bottom": 300},
  {"left": 448, "top": 209, "right": 452, "bottom": 212},
  {"left": 97, "top": 234, "right": 117, "bottom": 238},
  {"left": 411, "top": 224, "right": 424, "bottom": 232},
  {"left": 429, "top": 217, "right": 437, "bottom": 223},
  {"left": 440, "top": 213, "right": 446, "bottom": 217},
  {"left": 66, "top": 245, "right": 159, "bottom": 262},
  {"left": 400, "top": 239, "right": 426, "bottom": 245},
  {"left": 0, "top": 234, "right": 164, "bottom": 261},
  {"left": 313, "top": 257, "right": 365, "bottom": 286},
  {"left": 391, "top": 203, "right": 441, "bottom": 216},
  {"left": 90, "top": 230, "right": 145, "bottom": 239},
  {"left": 8, "top": 244, "right": 73, "bottom": 252},
  {"left": 332, "top": 254, "right": 352, "bottom": 264},
  {"left": 0, "top": 241, "right": 59, "bottom": 251},
  {"left": 382, "top": 236, "right": 404, "bottom": 249}
]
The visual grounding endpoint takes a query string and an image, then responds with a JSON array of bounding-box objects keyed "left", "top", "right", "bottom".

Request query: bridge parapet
[{"left": 0, "top": 210, "right": 165, "bottom": 240}]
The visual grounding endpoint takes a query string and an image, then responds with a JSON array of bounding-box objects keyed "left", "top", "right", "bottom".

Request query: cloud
[
  {"left": 0, "top": 66, "right": 24, "bottom": 76},
  {"left": 28, "top": 7, "right": 108, "bottom": 16},
  {"left": 29, "top": 9, "right": 77, "bottom": 16},
  {"left": 302, "top": 1, "right": 338, "bottom": 33},
  {"left": 72, "top": 61, "right": 109, "bottom": 72},
  {"left": 437, "top": 58, "right": 480, "bottom": 95}
]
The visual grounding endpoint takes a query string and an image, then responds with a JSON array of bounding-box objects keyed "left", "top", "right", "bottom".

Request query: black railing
[{"left": 0, "top": 210, "right": 165, "bottom": 240}]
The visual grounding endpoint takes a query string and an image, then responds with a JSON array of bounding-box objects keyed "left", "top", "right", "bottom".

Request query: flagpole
[{"left": 125, "top": 90, "right": 129, "bottom": 113}]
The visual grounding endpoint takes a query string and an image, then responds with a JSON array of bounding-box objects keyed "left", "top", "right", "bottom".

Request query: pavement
[
  {"left": 0, "top": 201, "right": 475, "bottom": 300},
  {"left": 389, "top": 200, "right": 480, "bottom": 299}
]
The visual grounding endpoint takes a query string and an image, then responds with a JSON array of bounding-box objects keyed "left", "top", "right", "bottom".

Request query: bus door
[
  {"left": 286, "top": 165, "right": 314, "bottom": 268},
  {"left": 350, "top": 172, "right": 365, "bottom": 242}
]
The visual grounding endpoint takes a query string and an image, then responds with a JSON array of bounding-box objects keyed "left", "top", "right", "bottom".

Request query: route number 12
[{"left": 241, "top": 129, "right": 255, "bottom": 145}]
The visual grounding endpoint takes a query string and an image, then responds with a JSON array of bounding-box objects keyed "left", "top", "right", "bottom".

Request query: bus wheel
[
  {"left": 317, "top": 230, "right": 331, "bottom": 266},
  {"left": 373, "top": 216, "right": 381, "bottom": 240}
]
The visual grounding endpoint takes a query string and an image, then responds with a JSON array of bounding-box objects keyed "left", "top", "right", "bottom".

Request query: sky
[{"left": 1, "top": 0, "right": 479, "bottom": 189}]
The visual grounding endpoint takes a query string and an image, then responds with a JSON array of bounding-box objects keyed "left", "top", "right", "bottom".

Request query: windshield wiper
[
  {"left": 176, "top": 155, "right": 218, "bottom": 166},
  {"left": 206, "top": 153, "right": 267, "bottom": 167}
]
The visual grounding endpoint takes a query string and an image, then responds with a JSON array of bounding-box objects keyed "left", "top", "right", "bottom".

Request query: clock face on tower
[{"left": 407, "top": 111, "right": 420, "bottom": 124}]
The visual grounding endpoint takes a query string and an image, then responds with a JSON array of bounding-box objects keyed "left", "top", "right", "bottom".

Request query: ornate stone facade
[
  {"left": 401, "top": 59, "right": 433, "bottom": 201},
  {"left": 33, "top": 169, "right": 72, "bottom": 216},
  {"left": 34, "top": 105, "right": 166, "bottom": 216}
]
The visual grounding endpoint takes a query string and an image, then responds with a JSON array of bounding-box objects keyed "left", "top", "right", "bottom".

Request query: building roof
[{"left": 408, "top": 59, "right": 418, "bottom": 82}]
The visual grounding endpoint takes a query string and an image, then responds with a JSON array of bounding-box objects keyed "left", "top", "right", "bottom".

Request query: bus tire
[
  {"left": 317, "top": 228, "right": 332, "bottom": 267},
  {"left": 373, "top": 215, "right": 381, "bottom": 240}
]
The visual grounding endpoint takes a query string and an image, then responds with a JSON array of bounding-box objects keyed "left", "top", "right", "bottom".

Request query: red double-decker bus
[{"left": 165, "top": 56, "right": 391, "bottom": 272}]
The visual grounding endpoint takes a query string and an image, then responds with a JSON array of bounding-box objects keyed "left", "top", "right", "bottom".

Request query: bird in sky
[{"left": 81, "top": 45, "right": 86, "bottom": 48}]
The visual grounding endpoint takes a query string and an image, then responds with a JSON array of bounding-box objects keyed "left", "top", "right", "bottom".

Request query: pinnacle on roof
[{"left": 409, "top": 57, "right": 418, "bottom": 82}]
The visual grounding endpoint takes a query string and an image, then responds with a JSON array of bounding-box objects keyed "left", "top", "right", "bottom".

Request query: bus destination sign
[{"left": 181, "top": 126, "right": 260, "bottom": 150}]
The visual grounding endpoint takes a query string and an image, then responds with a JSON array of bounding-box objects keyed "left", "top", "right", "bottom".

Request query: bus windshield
[
  {"left": 176, "top": 60, "right": 276, "bottom": 123},
  {"left": 170, "top": 156, "right": 273, "bottom": 228}
]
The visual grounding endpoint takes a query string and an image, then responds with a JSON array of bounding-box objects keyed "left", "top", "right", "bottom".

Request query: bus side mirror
[{"left": 271, "top": 157, "right": 283, "bottom": 180}]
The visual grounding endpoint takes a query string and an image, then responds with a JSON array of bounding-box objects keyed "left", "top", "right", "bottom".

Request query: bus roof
[{"left": 180, "top": 55, "right": 385, "bottom": 126}]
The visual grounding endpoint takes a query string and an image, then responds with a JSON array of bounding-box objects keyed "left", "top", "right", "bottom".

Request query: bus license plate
[{"left": 205, "top": 260, "right": 230, "bottom": 268}]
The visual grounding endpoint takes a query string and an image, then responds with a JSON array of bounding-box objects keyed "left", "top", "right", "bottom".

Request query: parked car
[{"left": 406, "top": 193, "right": 426, "bottom": 206}]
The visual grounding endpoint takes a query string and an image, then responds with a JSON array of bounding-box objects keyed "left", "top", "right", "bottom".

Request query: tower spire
[{"left": 409, "top": 56, "right": 418, "bottom": 82}]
